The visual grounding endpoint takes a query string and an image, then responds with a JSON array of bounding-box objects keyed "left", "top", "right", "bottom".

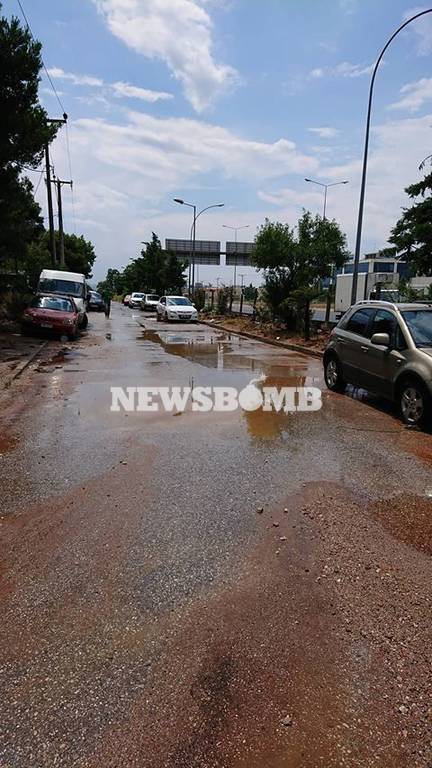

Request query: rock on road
[{"left": 0, "top": 303, "right": 431, "bottom": 768}]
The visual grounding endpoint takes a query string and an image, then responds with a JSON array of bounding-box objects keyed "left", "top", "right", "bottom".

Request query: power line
[
  {"left": 34, "top": 170, "right": 44, "bottom": 195},
  {"left": 65, "top": 123, "right": 77, "bottom": 232},
  {"left": 16, "top": 0, "right": 66, "bottom": 115}
]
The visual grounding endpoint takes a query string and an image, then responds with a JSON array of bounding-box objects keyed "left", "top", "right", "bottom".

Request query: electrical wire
[
  {"left": 33, "top": 170, "right": 44, "bottom": 195},
  {"left": 16, "top": 0, "right": 66, "bottom": 115},
  {"left": 16, "top": 0, "right": 77, "bottom": 232},
  {"left": 65, "top": 123, "right": 77, "bottom": 232}
]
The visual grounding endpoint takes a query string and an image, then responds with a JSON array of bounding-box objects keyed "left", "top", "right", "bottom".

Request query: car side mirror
[{"left": 371, "top": 332, "right": 390, "bottom": 347}]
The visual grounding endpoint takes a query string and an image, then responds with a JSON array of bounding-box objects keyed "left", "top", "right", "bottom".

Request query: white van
[{"left": 37, "top": 269, "right": 88, "bottom": 328}]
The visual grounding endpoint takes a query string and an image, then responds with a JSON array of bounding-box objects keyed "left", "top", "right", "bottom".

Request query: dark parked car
[
  {"left": 324, "top": 300, "right": 432, "bottom": 428},
  {"left": 88, "top": 290, "right": 105, "bottom": 312},
  {"left": 21, "top": 295, "right": 80, "bottom": 341}
]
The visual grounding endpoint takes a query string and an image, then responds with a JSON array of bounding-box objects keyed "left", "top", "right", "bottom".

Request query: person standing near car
[{"left": 102, "top": 287, "right": 112, "bottom": 317}]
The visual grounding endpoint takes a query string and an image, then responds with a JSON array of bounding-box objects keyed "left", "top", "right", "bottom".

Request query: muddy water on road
[{"left": 1, "top": 307, "right": 432, "bottom": 768}]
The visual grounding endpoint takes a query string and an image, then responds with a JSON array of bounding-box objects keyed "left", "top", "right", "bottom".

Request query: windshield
[
  {"left": 30, "top": 296, "right": 74, "bottom": 312},
  {"left": 147, "top": 295, "right": 159, "bottom": 301},
  {"left": 167, "top": 297, "right": 192, "bottom": 306},
  {"left": 39, "top": 278, "right": 84, "bottom": 298},
  {"left": 90, "top": 292, "right": 102, "bottom": 299},
  {"left": 402, "top": 310, "right": 432, "bottom": 347},
  {"left": 132, "top": 293, "right": 144, "bottom": 298}
]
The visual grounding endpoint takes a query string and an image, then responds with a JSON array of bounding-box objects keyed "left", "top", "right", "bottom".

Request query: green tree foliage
[
  {"left": 0, "top": 8, "right": 57, "bottom": 169},
  {"left": 102, "top": 233, "right": 187, "bottom": 297},
  {"left": 0, "top": 5, "right": 59, "bottom": 271},
  {"left": 0, "top": 170, "right": 43, "bottom": 270},
  {"left": 35, "top": 230, "right": 96, "bottom": 277},
  {"left": 23, "top": 231, "right": 97, "bottom": 288},
  {"left": 253, "top": 212, "right": 349, "bottom": 338},
  {"left": 163, "top": 251, "right": 187, "bottom": 294},
  {"left": 97, "top": 268, "right": 124, "bottom": 297},
  {"left": 390, "top": 173, "right": 432, "bottom": 275}
]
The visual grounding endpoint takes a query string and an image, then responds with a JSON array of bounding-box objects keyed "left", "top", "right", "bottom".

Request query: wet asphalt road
[{"left": 0, "top": 303, "right": 431, "bottom": 768}]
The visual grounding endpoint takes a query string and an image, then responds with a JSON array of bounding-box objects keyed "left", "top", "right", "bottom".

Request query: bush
[
  {"left": 0, "top": 290, "right": 32, "bottom": 324},
  {"left": 192, "top": 288, "right": 206, "bottom": 312},
  {"left": 216, "top": 287, "right": 230, "bottom": 315}
]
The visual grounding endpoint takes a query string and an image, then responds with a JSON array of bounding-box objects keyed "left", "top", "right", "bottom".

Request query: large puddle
[{"left": 138, "top": 328, "right": 324, "bottom": 439}]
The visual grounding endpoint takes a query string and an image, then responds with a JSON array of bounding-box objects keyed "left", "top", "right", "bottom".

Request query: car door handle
[{"left": 360, "top": 345, "right": 369, "bottom": 352}]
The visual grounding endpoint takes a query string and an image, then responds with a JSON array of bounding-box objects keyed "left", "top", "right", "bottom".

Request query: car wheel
[
  {"left": 81, "top": 313, "right": 88, "bottom": 329},
  {"left": 164, "top": 311, "right": 169, "bottom": 321},
  {"left": 399, "top": 378, "right": 430, "bottom": 428},
  {"left": 156, "top": 312, "right": 161, "bottom": 322},
  {"left": 68, "top": 331, "right": 77, "bottom": 341},
  {"left": 324, "top": 355, "right": 346, "bottom": 393}
]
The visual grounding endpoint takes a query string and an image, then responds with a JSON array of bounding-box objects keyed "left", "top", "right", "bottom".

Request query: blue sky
[{"left": 4, "top": 0, "right": 432, "bottom": 283}]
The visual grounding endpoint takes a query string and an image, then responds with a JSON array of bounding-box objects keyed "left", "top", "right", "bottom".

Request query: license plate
[{"left": 41, "top": 323, "right": 53, "bottom": 328}]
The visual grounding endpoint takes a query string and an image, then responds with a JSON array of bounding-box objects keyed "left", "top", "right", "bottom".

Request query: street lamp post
[
  {"left": 305, "top": 178, "right": 349, "bottom": 323},
  {"left": 351, "top": 8, "right": 432, "bottom": 305},
  {"left": 222, "top": 224, "right": 250, "bottom": 293},
  {"left": 304, "top": 178, "right": 349, "bottom": 220},
  {"left": 174, "top": 199, "right": 224, "bottom": 294}
]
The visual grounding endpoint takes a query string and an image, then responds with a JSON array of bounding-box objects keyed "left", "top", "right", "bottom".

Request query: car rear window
[{"left": 344, "top": 308, "right": 375, "bottom": 337}]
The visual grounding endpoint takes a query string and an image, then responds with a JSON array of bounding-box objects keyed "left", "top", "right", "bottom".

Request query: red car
[{"left": 22, "top": 295, "right": 80, "bottom": 340}]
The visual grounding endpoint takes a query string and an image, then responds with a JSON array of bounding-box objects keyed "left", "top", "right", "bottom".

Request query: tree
[
  {"left": 0, "top": 4, "right": 59, "bottom": 271},
  {"left": 253, "top": 212, "right": 349, "bottom": 338},
  {"left": 390, "top": 173, "right": 432, "bottom": 275},
  {"left": 101, "top": 233, "right": 187, "bottom": 297},
  {"left": 163, "top": 251, "right": 187, "bottom": 294},
  {"left": 97, "top": 268, "right": 124, "bottom": 296},
  {"left": 29, "top": 231, "right": 96, "bottom": 277},
  {"left": 0, "top": 169, "right": 44, "bottom": 272},
  {"left": 0, "top": 7, "right": 58, "bottom": 170}
]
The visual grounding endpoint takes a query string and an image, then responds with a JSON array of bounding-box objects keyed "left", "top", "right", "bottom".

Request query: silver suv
[{"left": 323, "top": 301, "right": 432, "bottom": 428}]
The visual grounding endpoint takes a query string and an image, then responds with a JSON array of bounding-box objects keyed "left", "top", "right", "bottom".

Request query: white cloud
[
  {"left": 261, "top": 114, "right": 432, "bottom": 255},
  {"left": 309, "top": 61, "right": 373, "bottom": 79},
  {"left": 69, "top": 111, "right": 318, "bottom": 199},
  {"left": 388, "top": 77, "right": 432, "bottom": 112},
  {"left": 111, "top": 81, "right": 173, "bottom": 103},
  {"left": 47, "top": 67, "right": 173, "bottom": 103},
  {"left": 308, "top": 127, "right": 340, "bottom": 139},
  {"left": 403, "top": 7, "right": 432, "bottom": 55},
  {"left": 42, "top": 110, "right": 318, "bottom": 279},
  {"left": 47, "top": 67, "right": 104, "bottom": 87},
  {"left": 258, "top": 187, "right": 323, "bottom": 208},
  {"left": 92, "top": 0, "right": 239, "bottom": 112}
]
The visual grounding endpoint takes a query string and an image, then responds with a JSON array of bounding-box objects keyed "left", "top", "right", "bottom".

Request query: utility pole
[
  {"left": 53, "top": 177, "right": 73, "bottom": 268},
  {"left": 45, "top": 115, "right": 67, "bottom": 267}
]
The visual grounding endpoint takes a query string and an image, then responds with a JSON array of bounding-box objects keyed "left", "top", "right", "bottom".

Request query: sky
[{"left": 4, "top": 0, "right": 432, "bottom": 284}]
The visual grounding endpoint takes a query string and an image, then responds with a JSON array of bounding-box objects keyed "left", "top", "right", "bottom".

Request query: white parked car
[
  {"left": 156, "top": 296, "right": 198, "bottom": 322},
  {"left": 140, "top": 294, "right": 160, "bottom": 311},
  {"left": 128, "top": 292, "right": 145, "bottom": 309}
]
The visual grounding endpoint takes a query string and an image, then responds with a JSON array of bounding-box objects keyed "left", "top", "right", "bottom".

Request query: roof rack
[{"left": 354, "top": 299, "right": 400, "bottom": 311}]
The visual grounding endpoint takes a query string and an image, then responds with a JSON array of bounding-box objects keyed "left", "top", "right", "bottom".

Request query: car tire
[
  {"left": 164, "top": 311, "right": 169, "bottom": 322},
  {"left": 81, "top": 313, "right": 88, "bottom": 330},
  {"left": 156, "top": 312, "right": 161, "bottom": 322},
  {"left": 324, "top": 354, "right": 346, "bottom": 393},
  {"left": 68, "top": 331, "right": 78, "bottom": 341},
  {"left": 398, "top": 377, "right": 431, "bottom": 429}
]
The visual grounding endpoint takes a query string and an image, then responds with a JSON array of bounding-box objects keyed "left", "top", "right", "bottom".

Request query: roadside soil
[{"left": 201, "top": 314, "right": 330, "bottom": 353}]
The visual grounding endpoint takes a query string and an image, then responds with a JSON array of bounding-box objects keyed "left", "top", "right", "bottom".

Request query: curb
[
  {"left": 199, "top": 320, "right": 324, "bottom": 359},
  {"left": 2, "top": 340, "right": 49, "bottom": 389}
]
